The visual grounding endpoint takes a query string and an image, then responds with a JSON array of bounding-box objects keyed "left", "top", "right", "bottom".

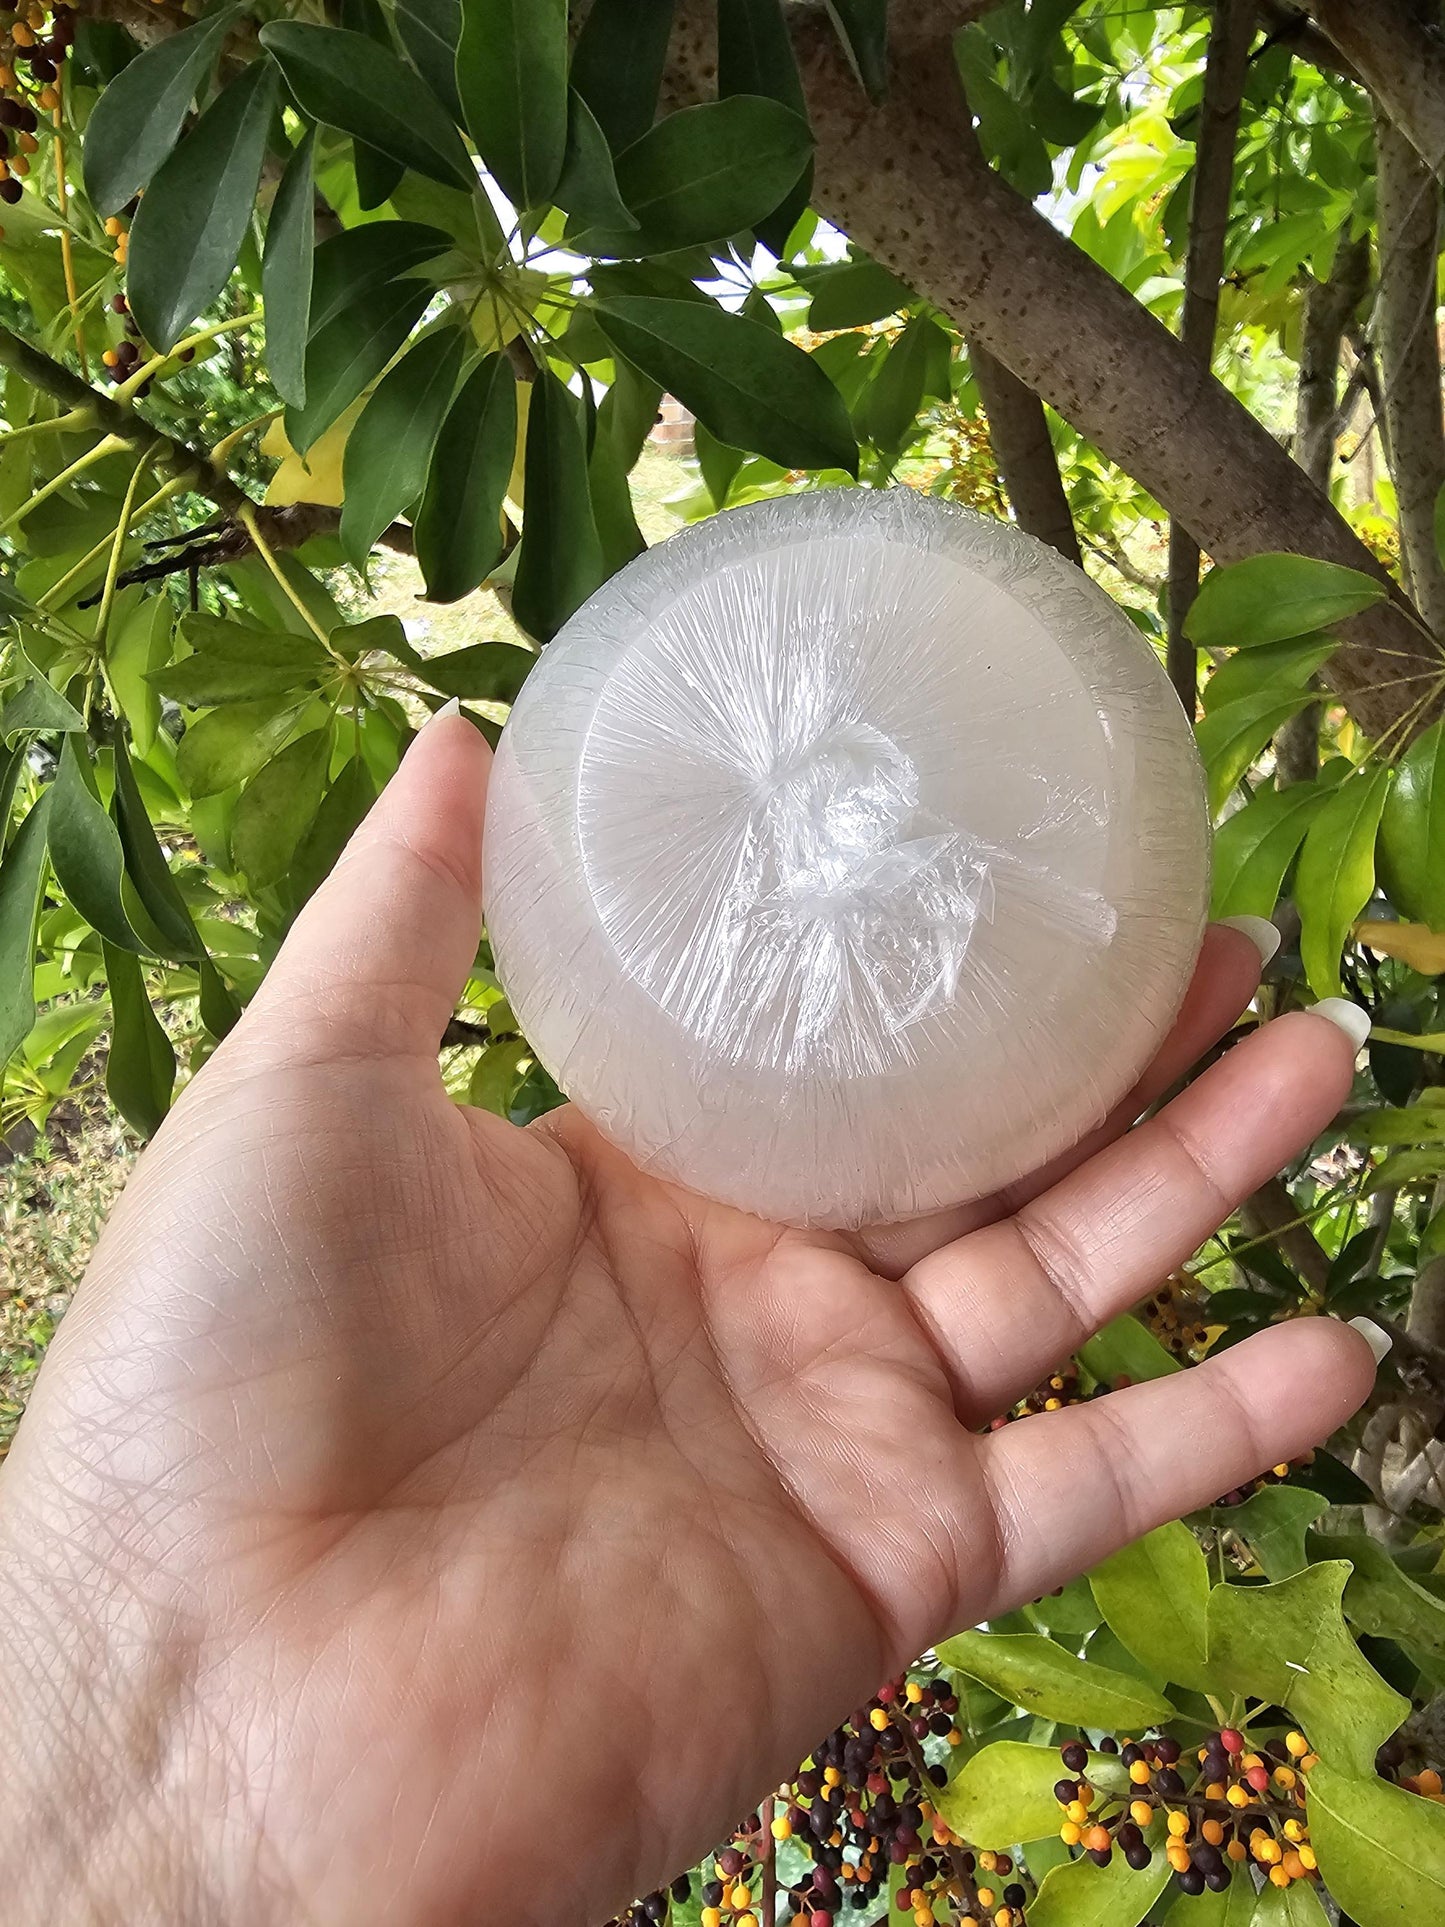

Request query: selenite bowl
[{"left": 482, "top": 488, "right": 1209, "bottom": 1229}]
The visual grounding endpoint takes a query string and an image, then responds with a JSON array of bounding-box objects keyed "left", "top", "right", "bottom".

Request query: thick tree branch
[
  {"left": 1308, "top": 0, "right": 1445, "bottom": 174},
  {"left": 1374, "top": 111, "right": 1445, "bottom": 636},
  {"left": 667, "top": 4, "right": 1443, "bottom": 742},
  {"left": 966, "top": 337, "right": 1080, "bottom": 567},
  {"left": 1167, "top": 0, "right": 1256, "bottom": 717}
]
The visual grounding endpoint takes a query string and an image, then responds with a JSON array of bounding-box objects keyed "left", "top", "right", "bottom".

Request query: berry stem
[
  {"left": 891, "top": 1714, "right": 977, "bottom": 1913},
  {"left": 759, "top": 1796, "right": 776, "bottom": 1927}
]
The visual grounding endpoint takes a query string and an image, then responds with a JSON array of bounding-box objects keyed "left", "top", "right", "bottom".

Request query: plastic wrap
[{"left": 483, "top": 489, "right": 1209, "bottom": 1229}]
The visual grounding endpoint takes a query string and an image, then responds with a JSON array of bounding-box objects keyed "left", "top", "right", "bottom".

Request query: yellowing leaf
[
  {"left": 262, "top": 398, "right": 367, "bottom": 506},
  {"left": 470, "top": 266, "right": 552, "bottom": 353},
  {"left": 1356, "top": 920, "right": 1445, "bottom": 976},
  {"left": 507, "top": 378, "right": 531, "bottom": 512}
]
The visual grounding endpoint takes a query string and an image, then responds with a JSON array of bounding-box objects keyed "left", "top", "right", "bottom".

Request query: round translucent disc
[{"left": 483, "top": 489, "right": 1209, "bottom": 1229}]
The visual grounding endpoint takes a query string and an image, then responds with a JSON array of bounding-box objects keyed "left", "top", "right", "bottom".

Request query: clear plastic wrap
[{"left": 483, "top": 489, "right": 1210, "bottom": 1229}]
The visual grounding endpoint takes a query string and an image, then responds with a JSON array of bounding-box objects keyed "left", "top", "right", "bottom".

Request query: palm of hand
[{"left": 0, "top": 718, "right": 1371, "bottom": 1927}]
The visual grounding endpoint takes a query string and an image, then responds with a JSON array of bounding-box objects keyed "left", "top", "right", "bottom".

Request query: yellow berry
[
  {"left": 1298, "top": 1845, "right": 1317, "bottom": 1872},
  {"left": 995, "top": 1912, "right": 1013, "bottom": 1927},
  {"left": 101, "top": 348, "right": 118, "bottom": 368},
  {"left": 978, "top": 1852, "right": 997, "bottom": 1873},
  {"left": 1242, "top": 1753, "right": 1264, "bottom": 1773},
  {"left": 39, "top": 84, "right": 57, "bottom": 108},
  {"left": 1066, "top": 1801, "right": 1088, "bottom": 1825},
  {"left": 869, "top": 1708, "right": 889, "bottom": 1731},
  {"left": 823, "top": 1768, "right": 842, "bottom": 1788},
  {"left": 1283, "top": 1819, "right": 1305, "bottom": 1843},
  {"left": 905, "top": 1682, "right": 923, "bottom": 1704},
  {"left": 1167, "top": 1812, "right": 1190, "bottom": 1838},
  {"left": 702, "top": 1911, "right": 721, "bottom": 1927},
  {"left": 1300, "top": 1754, "right": 1320, "bottom": 1772},
  {"left": 1226, "top": 1785, "right": 1249, "bottom": 1809},
  {"left": 1202, "top": 1819, "right": 1225, "bottom": 1847},
  {"left": 1256, "top": 1840, "right": 1282, "bottom": 1867},
  {"left": 737, "top": 1915, "right": 758, "bottom": 1927},
  {"left": 728, "top": 1883, "right": 751, "bottom": 1908},
  {"left": 104, "top": 215, "right": 124, "bottom": 237},
  {"left": 977, "top": 1890, "right": 995, "bottom": 1911},
  {"left": 1272, "top": 1463, "right": 1290, "bottom": 1478},
  {"left": 1129, "top": 1761, "right": 1151, "bottom": 1785},
  {"left": 1060, "top": 1822, "right": 1081, "bottom": 1846},
  {"left": 946, "top": 1729, "right": 962, "bottom": 1746},
  {"left": 1205, "top": 1781, "right": 1225, "bottom": 1801},
  {"left": 913, "top": 1910, "right": 933, "bottom": 1927},
  {"left": 1269, "top": 1867, "right": 1290, "bottom": 1889},
  {"left": 1130, "top": 1800, "right": 1152, "bottom": 1828},
  {"left": 1286, "top": 1732, "right": 1309, "bottom": 1758},
  {"left": 771, "top": 1816, "right": 790, "bottom": 1841}
]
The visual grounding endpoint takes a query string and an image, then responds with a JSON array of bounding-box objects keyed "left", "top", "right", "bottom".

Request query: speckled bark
[
  {"left": 966, "top": 343, "right": 1080, "bottom": 567},
  {"left": 1309, "top": 0, "right": 1445, "bottom": 172},
  {"left": 666, "top": 3, "right": 1441, "bottom": 741}
]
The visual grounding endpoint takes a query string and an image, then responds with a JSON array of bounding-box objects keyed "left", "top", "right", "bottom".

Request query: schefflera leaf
[
  {"left": 414, "top": 351, "right": 517, "bottom": 603},
  {"left": 342, "top": 328, "right": 468, "bottom": 568}
]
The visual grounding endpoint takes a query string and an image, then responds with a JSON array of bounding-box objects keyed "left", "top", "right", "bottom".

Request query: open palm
[{"left": 0, "top": 714, "right": 1374, "bottom": 1927}]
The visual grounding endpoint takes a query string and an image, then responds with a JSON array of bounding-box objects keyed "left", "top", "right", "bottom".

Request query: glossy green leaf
[
  {"left": 1220, "top": 1485, "right": 1327, "bottom": 1581},
  {"left": 1077, "top": 1313, "right": 1180, "bottom": 1386},
  {"left": 1295, "top": 765, "right": 1391, "bottom": 998},
  {"left": 1022, "top": 1575, "right": 1102, "bottom": 1642},
  {"left": 555, "top": 89, "right": 639, "bottom": 233},
  {"left": 716, "top": 0, "right": 810, "bottom": 243},
  {"left": 1210, "top": 781, "right": 1332, "bottom": 920},
  {"left": 589, "top": 412, "right": 646, "bottom": 572},
  {"left": 1195, "top": 691, "right": 1316, "bottom": 817},
  {"left": 287, "top": 275, "right": 433, "bottom": 456},
  {"left": 260, "top": 21, "right": 475, "bottom": 190},
  {"left": 935, "top": 1742, "right": 1123, "bottom": 1850},
  {"left": 511, "top": 368, "right": 608, "bottom": 643},
  {"left": 0, "top": 790, "right": 52, "bottom": 1064},
  {"left": 936, "top": 1630, "right": 1173, "bottom": 1729},
  {"left": 823, "top": 0, "right": 889, "bottom": 102},
  {"left": 860, "top": 313, "right": 948, "bottom": 453},
  {"left": 176, "top": 699, "right": 310, "bottom": 800},
  {"left": 587, "top": 98, "right": 811, "bottom": 253},
  {"left": 569, "top": 0, "right": 676, "bottom": 151},
  {"left": 127, "top": 61, "right": 280, "bottom": 352},
  {"left": 1200, "top": 635, "right": 1335, "bottom": 716},
  {"left": 1185, "top": 553, "right": 1387, "bottom": 648},
  {"left": 414, "top": 352, "right": 517, "bottom": 603},
  {"left": 599, "top": 358, "right": 664, "bottom": 470},
  {"left": 107, "top": 593, "right": 171, "bottom": 757},
  {"left": 1310, "top": 1529, "right": 1445, "bottom": 1649},
  {"left": 803, "top": 257, "right": 913, "bottom": 331},
  {"left": 197, "top": 955, "right": 240, "bottom": 1041},
  {"left": 111, "top": 734, "right": 202, "bottom": 962},
  {"left": 341, "top": 327, "right": 467, "bottom": 567},
  {"left": 1204, "top": 1562, "right": 1408, "bottom": 1776},
  {"left": 1308, "top": 1759, "right": 1445, "bottom": 1925},
  {"left": 263, "top": 128, "right": 317, "bottom": 409},
  {"left": 81, "top": 3, "right": 239, "bottom": 216},
  {"left": 1251, "top": 1880, "right": 1329, "bottom": 1926},
  {"left": 469, "top": 1035, "right": 529, "bottom": 1113},
  {"left": 1161, "top": 1869, "right": 1256, "bottom": 1925},
  {"left": 419, "top": 642, "right": 535, "bottom": 702},
  {"left": 47, "top": 738, "right": 144, "bottom": 951},
  {"left": 1029, "top": 1842, "right": 1171, "bottom": 1927},
  {"left": 456, "top": 0, "right": 568, "bottom": 211},
  {"left": 282, "top": 755, "right": 377, "bottom": 918},
  {"left": 308, "top": 222, "right": 452, "bottom": 337},
  {"left": 0, "top": 674, "right": 85, "bottom": 744},
  {"left": 393, "top": 0, "right": 462, "bottom": 119},
  {"left": 153, "top": 616, "right": 330, "bottom": 707},
  {"left": 1087, "top": 1523, "right": 1212, "bottom": 1692},
  {"left": 102, "top": 939, "right": 175, "bottom": 1139},
  {"left": 1379, "top": 719, "right": 1445, "bottom": 930},
  {"left": 231, "top": 730, "right": 334, "bottom": 888},
  {"left": 595, "top": 296, "right": 857, "bottom": 474}
]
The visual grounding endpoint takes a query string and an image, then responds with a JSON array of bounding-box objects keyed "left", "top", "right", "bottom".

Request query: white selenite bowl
[{"left": 483, "top": 488, "right": 1209, "bottom": 1229}]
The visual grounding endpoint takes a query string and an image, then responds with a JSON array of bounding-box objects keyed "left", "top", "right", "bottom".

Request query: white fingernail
[
  {"left": 1348, "top": 1316, "right": 1392, "bottom": 1366},
  {"left": 1218, "top": 915, "right": 1281, "bottom": 965},
  {"left": 426, "top": 697, "right": 462, "bottom": 727},
  {"left": 1311, "top": 997, "right": 1372, "bottom": 1051}
]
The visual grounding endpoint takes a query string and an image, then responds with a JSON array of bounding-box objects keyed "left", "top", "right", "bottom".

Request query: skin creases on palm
[{"left": 0, "top": 716, "right": 1374, "bottom": 1925}]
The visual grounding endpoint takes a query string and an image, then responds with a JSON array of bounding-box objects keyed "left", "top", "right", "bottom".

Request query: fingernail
[
  {"left": 426, "top": 696, "right": 462, "bottom": 728},
  {"left": 1218, "top": 915, "right": 1281, "bottom": 966},
  {"left": 1310, "top": 997, "right": 1372, "bottom": 1051},
  {"left": 1348, "top": 1316, "right": 1392, "bottom": 1366}
]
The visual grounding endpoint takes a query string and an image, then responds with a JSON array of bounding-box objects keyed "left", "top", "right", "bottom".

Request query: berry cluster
[
  {"left": 609, "top": 1675, "right": 1040, "bottom": 1927},
  {"left": 1141, "top": 1275, "right": 1210, "bottom": 1361},
  {"left": 1054, "top": 1726, "right": 1325, "bottom": 1896},
  {"left": 0, "top": 0, "right": 69, "bottom": 226},
  {"left": 101, "top": 290, "right": 145, "bottom": 385}
]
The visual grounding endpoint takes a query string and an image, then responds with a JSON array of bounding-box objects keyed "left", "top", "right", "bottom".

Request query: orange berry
[
  {"left": 104, "top": 215, "right": 124, "bottom": 237},
  {"left": 1166, "top": 1844, "right": 1190, "bottom": 1873},
  {"left": 1225, "top": 1785, "right": 1249, "bottom": 1809},
  {"left": 1205, "top": 1781, "right": 1225, "bottom": 1801},
  {"left": 1084, "top": 1827, "right": 1110, "bottom": 1854},
  {"left": 1227, "top": 1840, "right": 1248, "bottom": 1863},
  {"left": 10, "top": 153, "right": 26, "bottom": 175},
  {"left": 1282, "top": 1853, "right": 1307, "bottom": 1882},
  {"left": 9, "top": 22, "right": 33, "bottom": 45},
  {"left": 1269, "top": 1867, "right": 1291, "bottom": 1889},
  {"left": 1129, "top": 1801, "right": 1152, "bottom": 1828},
  {"left": 101, "top": 348, "right": 118, "bottom": 368},
  {"left": 1202, "top": 1819, "right": 1225, "bottom": 1847},
  {"left": 17, "top": 130, "right": 35, "bottom": 153},
  {"left": 1300, "top": 1754, "right": 1320, "bottom": 1772},
  {"left": 1419, "top": 1770, "right": 1443, "bottom": 1796},
  {"left": 976, "top": 1890, "right": 995, "bottom": 1911}
]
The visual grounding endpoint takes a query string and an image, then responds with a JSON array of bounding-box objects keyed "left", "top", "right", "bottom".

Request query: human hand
[{"left": 0, "top": 713, "right": 1375, "bottom": 1925}]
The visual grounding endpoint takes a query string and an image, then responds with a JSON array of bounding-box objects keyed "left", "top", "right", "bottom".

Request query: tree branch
[
  {"left": 1308, "top": 0, "right": 1445, "bottom": 174},
  {"left": 967, "top": 337, "right": 1081, "bottom": 567},
  {"left": 1167, "top": 0, "right": 1257, "bottom": 717},
  {"left": 667, "top": 4, "right": 1443, "bottom": 742}
]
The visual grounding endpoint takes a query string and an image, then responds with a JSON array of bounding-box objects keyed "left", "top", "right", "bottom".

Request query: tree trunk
[
  {"left": 1278, "top": 231, "right": 1372, "bottom": 785},
  {"left": 666, "top": 5, "right": 1443, "bottom": 743},
  {"left": 1309, "top": 0, "right": 1445, "bottom": 175},
  {"left": 966, "top": 338, "right": 1081, "bottom": 567},
  {"left": 1375, "top": 110, "right": 1445, "bottom": 637},
  {"left": 1166, "top": 0, "right": 1257, "bottom": 718}
]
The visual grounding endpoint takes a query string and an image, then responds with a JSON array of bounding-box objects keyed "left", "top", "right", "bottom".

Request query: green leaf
[
  {"left": 569, "top": 0, "right": 676, "bottom": 152},
  {"left": 555, "top": 89, "right": 639, "bottom": 234},
  {"left": 595, "top": 295, "right": 858, "bottom": 474},
  {"left": 1295, "top": 765, "right": 1392, "bottom": 998},
  {"left": 81, "top": 3, "right": 239, "bottom": 216},
  {"left": 1161, "top": 1868, "right": 1256, "bottom": 1925},
  {"left": 1219, "top": 1485, "right": 1327, "bottom": 1580},
  {"left": 262, "top": 128, "right": 317, "bottom": 411},
  {"left": 111, "top": 733, "right": 202, "bottom": 962},
  {"left": 824, "top": 0, "right": 889, "bottom": 103},
  {"left": 511, "top": 367, "right": 609, "bottom": 643},
  {"left": 47, "top": 738, "right": 144, "bottom": 951},
  {"left": 393, "top": 0, "right": 462, "bottom": 119},
  {"left": 1307, "top": 1759, "right": 1445, "bottom": 1925},
  {"left": 935, "top": 1742, "right": 1122, "bottom": 1850},
  {"left": 0, "top": 673, "right": 85, "bottom": 744},
  {"left": 287, "top": 275, "right": 433, "bottom": 456},
  {"left": 936, "top": 1630, "right": 1173, "bottom": 1729},
  {"left": 154, "top": 615, "right": 330, "bottom": 707},
  {"left": 1200, "top": 635, "right": 1335, "bottom": 716},
  {"left": 456, "top": 0, "right": 568, "bottom": 211},
  {"left": 127, "top": 60, "right": 281, "bottom": 352},
  {"left": 354, "top": 138, "right": 407, "bottom": 214},
  {"left": 716, "top": 0, "right": 811, "bottom": 244},
  {"left": 802, "top": 257, "right": 913, "bottom": 330},
  {"left": 469, "top": 1034, "right": 529, "bottom": 1113},
  {"left": 341, "top": 327, "right": 467, "bottom": 567},
  {"left": 176, "top": 698, "right": 310, "bottom": 800},
  {"left": 1309, "top": 1529, "right": 1445, "bottom": 1650},
  {"left": 586, "top": 98, "right": 812, "bottom": 253},
  {"left": 415, "top": 353, "right": 517, "bottom": 603},
  {"left": 1087, "top": 1523, "right": 1212, "bottom": 1693},
  {"left": 102, "top": 939, "right": 175, "bottom": 1139},
  {"left": 231, "top": 730, "right": 334, "bottom": 888},
  {"left": 1204, "top": 1563, "right": 1408, "bottom": 1776},
  {"left": 0, "top": 791, "right": 52, "bottom": 1064},
  {"left": 1194, "top": 691, "right": 1316, "bottom": 817},
  {"left": 259, "top": 21, "right": 475, "bottom": 191},
  {"left": 107, "top": 593, "right": 171, "bottom": 757},
  {"left": 860, "top": 313, "right": 948, "bottom": 453},
  {"left": 589, "top": 407, "right": 646, "bottom": 572},
  {"left": 1210, "top": 782, "right": 1332, "bottom": 921},
  {"left": 420, "top": 642, "right": 535, "bottom": 702},
  {"left": 1022, "top": 1576, "right": 1102, "bottom": 1642},
  {"left": 198, "top": 954, "right": 240, "bottom": 1041},
  {"left": 1185, "top": 554, "right": 1387, "bottom": 649},
  {"left": 1077, "top": 1313, "right": 1181, "bottom": 1386},
  {"left": 1379, "top": 719, "right": 1445, "bottom": 930},
  {"left": 694, "top": 419, "right": 744, "bottom": 509},
  {"left": 281, "top": 754, "right": 377, "bottom": 918},
  {"left": 1029, "top": 1842, "right": 1171, "bottom": 1927},
  {"left": 308, "top": 222, "right": 452, "bottom": 336}
]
